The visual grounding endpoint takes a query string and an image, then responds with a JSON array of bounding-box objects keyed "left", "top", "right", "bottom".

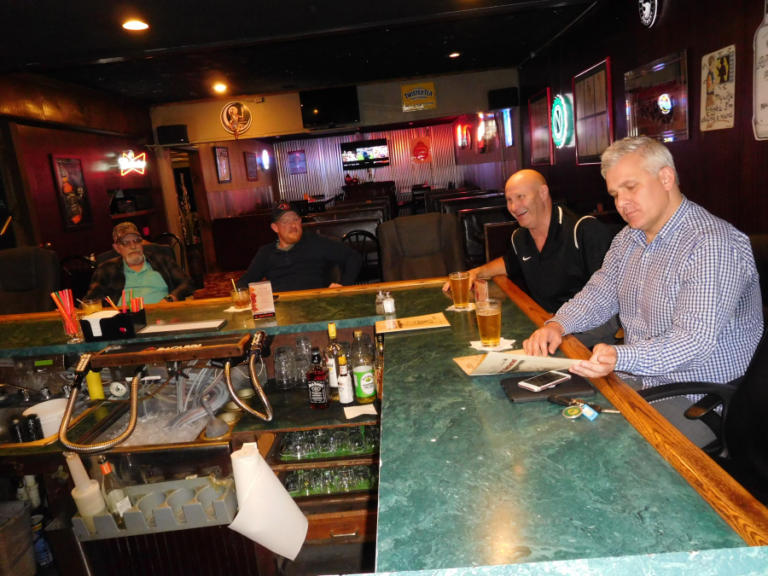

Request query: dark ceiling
[{"left": 0, "top": 0, "right": 598, "bottom": 105}]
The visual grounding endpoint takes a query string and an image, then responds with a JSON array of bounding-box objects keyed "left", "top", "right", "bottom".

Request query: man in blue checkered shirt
[{"left": 524, "top": 136, "right": 763, "bottom": 443}]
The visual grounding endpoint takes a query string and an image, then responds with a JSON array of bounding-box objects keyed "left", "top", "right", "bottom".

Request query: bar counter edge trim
[{"left": 493, "top": 275, "right": 768, "bottom": 546}]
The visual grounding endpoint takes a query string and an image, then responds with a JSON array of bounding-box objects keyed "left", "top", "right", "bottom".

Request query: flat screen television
[
  {"left": 340, "top": 139, "right": 390, "bottom": 170},
  {"left": 299, "top": 85, "right": 360, "bottom": 129}
]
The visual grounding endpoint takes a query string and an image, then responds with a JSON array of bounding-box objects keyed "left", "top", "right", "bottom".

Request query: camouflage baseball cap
[{"left": 112, "top": 221, "right": 142, "bottom": 242}]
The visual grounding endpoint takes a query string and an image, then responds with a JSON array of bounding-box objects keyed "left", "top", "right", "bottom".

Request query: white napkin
[
  {"left": 228, "top": 443, "right": 308, "bottom": 560},
  {"left": 445, "top": 303, "right": 476, "bottom": 312},
  {"left": 344, "top": 404, "right": 378, "bottom": 419},
  {"left": 80, "top": 310, "right": 119, "bottom": 337},
  {"left": 469, "top": 338, "right": 517, "bottom": 352},
  {"left": 224, "top": 306, "right": 251, "bottom": 313}
]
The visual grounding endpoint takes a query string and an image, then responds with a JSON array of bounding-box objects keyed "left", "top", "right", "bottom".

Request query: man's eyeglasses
[{"left": 118, "top": 237, "right": 143, "bottom": 247}]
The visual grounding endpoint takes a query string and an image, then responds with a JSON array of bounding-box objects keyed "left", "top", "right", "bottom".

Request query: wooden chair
[{"left": 343, "top": 230, "right": 381, "bottom": 283}]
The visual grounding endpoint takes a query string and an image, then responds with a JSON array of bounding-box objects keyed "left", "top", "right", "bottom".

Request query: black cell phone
[{"left": 517, "top": 370, "right": 571, "bottom": 393}]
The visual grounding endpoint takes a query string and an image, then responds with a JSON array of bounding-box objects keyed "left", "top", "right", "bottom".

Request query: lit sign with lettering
[
  {"left": 551, "top": 94, "right": 573, "bottom": 149},
  {"left": 118, "top": 150, "right": 147, "bottom": 175}
]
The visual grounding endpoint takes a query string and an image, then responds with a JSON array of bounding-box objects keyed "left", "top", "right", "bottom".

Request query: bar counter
[{"left": 0, "top": 279, "right": 767, "bottom": 575}]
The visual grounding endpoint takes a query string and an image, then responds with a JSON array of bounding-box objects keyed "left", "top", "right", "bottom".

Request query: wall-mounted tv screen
[
  {"left": 299, "top": 86, "right": 360, "bottom": 129},
  {"left": 340, "top": 139, "right": 390, "bottom": 170}
]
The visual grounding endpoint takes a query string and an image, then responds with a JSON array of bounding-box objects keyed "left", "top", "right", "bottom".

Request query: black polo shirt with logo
[{"left": 502, "top": 205, "right": 615, "bottom": 313}]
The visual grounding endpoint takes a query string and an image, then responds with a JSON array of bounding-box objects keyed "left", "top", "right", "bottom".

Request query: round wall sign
[
  {"left": 550, "top": 93, "right": 573, "bottom": 149},
  {"left": 638, "top": 0, "right": 659, "bottom": 28},
  {"left": 220, "top": 101, "right": 252, "bottom": 135}
]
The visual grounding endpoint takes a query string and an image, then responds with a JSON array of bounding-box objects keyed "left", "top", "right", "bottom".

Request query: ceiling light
[
  {"left": 448, "top": 52, "right": 461, "bottom": 59},
  {"left": 122, "top": 19, "right": 149, "bottom": 31},
  {"left": 213, "top": 83, "right": 228, "bottom": 94}
]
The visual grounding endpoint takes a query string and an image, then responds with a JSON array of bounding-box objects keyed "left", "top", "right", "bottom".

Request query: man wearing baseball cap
[
  {"left": 237, "top": 202, "right": 362, "bottom": 291},
  {"left": 84, "top": 222, "right": 194, "bottom": 304}
]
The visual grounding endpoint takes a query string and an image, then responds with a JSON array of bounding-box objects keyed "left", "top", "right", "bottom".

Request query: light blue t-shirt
[{"left": 122, "top": 260, "right": 169, "bottom": 304}]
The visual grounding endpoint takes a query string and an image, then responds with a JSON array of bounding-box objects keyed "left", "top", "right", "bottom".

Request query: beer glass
[
  {"left": 448, "top": 271, "right": 471, "bottom": 309},
  {"left": 475, "top": 299, "right": 501, "bottom": 347},
  {"left": 274, "top": 346, "right": 296, "bottom": 390}
]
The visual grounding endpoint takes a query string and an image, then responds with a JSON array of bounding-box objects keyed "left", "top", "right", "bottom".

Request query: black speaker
[
  {"left": 488, "top": 87, "right": 519, "bottom": 110},
  {"left": 156, "top": 124, "right": 189, "bottom": 145}
]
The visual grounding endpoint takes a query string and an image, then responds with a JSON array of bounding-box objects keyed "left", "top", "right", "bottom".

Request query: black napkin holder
[{"left": 80, "top": 310, "right": 147, "bottom": 342}]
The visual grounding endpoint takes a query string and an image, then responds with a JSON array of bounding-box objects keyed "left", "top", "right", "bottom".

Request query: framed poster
[
  {"left": 51, "top": 156, "right": 92, "bottom": 230},
  {"left": 286, "top": 150, "right": 307, "bottom": 175},
  {"left": 528, "top": 88, "right": 553, "bottom": 165},
  {"left": 624, "top": 50, "right": 689, "bottom": 141},
  {"left": 573, "top": 58, "right": 613, "bottom": 165},
  {"left": 214, "top": 146, "right": 231, "bottom": 183},
  {"left": 700, "top": 45, "right": 735, "bottom": 132},
  {"left": 244, "top": 151, "right": 259, "bottom": 181}
]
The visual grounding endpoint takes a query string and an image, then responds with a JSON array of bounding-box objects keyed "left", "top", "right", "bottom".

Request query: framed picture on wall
[
  {"left": 528, "top": 88, "right": 553, "bottom": 165},
  {"left": 244, "top": 151, "right": 259, "bottom": 181},
  {"left": 573, "top": 58, "right": 613, "bottom": 165},
  {"left": 286, "top": 150, "right": 307, "bottom": 175},
  {"left": 51, "top": 156, "right": 92, "bottom": 230},
  {"left": 214, "top": 146, "right": 231, "bottom": 183},
  {"left": 624, "top": 50, "right": 689, "bottom": 141}
]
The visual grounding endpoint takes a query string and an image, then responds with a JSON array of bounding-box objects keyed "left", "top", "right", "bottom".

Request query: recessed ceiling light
[
  {"left": 448, "top": 52, "right": 461, "bottom": 59},
  {"left": 123, "top": 19, "right": 149, "bottom": 31},
  {"left": 213, "top": 82, "right": 228, "bottom": 94}
]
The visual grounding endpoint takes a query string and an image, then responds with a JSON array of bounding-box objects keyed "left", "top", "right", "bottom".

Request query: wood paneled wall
[
  {"left": 518, "top": 0, "right": 768, "bottom": 233},
  {"left": 11, "top": 123, "right": 160, "bottom": 259}
]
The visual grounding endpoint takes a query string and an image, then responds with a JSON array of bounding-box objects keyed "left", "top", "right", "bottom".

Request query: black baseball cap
[{"left": 271, "top": 202, "right": 299, "bottom": 223}]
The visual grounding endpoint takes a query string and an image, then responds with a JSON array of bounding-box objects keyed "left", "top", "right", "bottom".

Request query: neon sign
[{"left": 118, "top": 150, "right": 147, "bottom": 175}]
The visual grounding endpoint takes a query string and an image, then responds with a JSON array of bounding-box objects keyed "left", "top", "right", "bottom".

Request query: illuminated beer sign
[
  {"left": 119, "top": 150, "right": 147, "bottom": 176},
  {"left": 551, "top": 93, "right": 574, "bottom": 149}
]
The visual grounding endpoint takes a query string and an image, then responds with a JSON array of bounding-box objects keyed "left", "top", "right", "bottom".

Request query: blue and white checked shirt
[{"left": 553, "top": 198, "right": 764, "bottom": 387}]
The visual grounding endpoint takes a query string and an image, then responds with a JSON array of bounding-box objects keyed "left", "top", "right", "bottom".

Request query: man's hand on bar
[
  {"left": 523, "top": 322, "right": 564, "bottom": 356},
  {"left": 571, "top": 343, "right": 617, "bottom": 378}
]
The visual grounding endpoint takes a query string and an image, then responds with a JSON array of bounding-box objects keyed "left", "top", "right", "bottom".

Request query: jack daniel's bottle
[{"left": 307, "top": 348, "right": 329, "bottom": 409}]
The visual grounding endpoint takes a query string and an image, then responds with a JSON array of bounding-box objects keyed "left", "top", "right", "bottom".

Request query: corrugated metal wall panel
[{"left": 274, "top": 124, "right": 477, "bottom": 203}]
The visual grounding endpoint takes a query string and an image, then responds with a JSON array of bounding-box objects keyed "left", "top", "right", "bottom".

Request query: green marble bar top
[
  {"left": 375, "top": 295, "right": 745, "bottom": 572},
  {"left": 0, "top": 290, "right": 387, "bottom": 358},
  {"left": 359, "top": 545, "right": 768, "bottom": 575}
]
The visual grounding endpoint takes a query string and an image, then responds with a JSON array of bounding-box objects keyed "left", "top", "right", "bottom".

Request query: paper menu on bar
[
  {"left": 375, "top": 312, "right": 450, "bottom": 334},
  {"left": 453, "top": 350, "right": 577, "bottom": 376}
]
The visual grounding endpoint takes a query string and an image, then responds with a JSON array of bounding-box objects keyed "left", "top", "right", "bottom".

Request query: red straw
[{"left": 50, "top": 292, "right": 77, "bottom": 334}]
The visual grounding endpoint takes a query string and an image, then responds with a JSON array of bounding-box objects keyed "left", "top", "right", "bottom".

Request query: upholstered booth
[
  {"left": 750, "top": 234, "right": 768, "bottom": 318},
  {"left": 0, "top": 246, "right": 60, "bottom": 314},
  {"left": 378, "top": 213, "right": 464, "bottom": 282}
]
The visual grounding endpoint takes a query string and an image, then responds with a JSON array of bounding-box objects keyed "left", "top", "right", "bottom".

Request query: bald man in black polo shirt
[{"left": 453, "top": 169, "right": 618, "bottom": 347}]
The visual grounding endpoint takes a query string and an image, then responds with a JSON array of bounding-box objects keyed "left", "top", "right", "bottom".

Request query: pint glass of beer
[
  {"left": 475, "top": 299, "right": 501, "bottom": 347},
  {"left": 448, "top": 271, "right": 471, "bottom": 309}
]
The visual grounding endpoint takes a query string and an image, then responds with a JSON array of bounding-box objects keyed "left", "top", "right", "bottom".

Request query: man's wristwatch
[{"left": 164, "top": 295, "right": 174, "bottom": 302}]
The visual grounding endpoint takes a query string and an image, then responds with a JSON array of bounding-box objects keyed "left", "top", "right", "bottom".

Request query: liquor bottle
[
  {"left": 98, "top": 455, "right": 130, "bottom": 527},
  {"left": 325, "top": 322, "right": 343, "bottom": 401},
  {"left": 374, "top": 333, "right": 385, "bottom": 400},
  {"left": 337, "top": 353, "right": 354, "bottom": 405},
  {"left": 307, "top": 347, "right": 330, "bottom": 409},
  {"left": 351, "top": 330, "right": 376, "bottom": 404}
]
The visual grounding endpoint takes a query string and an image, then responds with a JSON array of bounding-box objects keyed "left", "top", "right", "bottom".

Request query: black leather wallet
[{"left": 500, "top": 373, "right": 595, "bottom": 403}]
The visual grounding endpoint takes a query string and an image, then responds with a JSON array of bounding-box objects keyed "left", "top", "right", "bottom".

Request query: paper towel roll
[{"left": 228, "top": 442, "right": 308, "bottom": 560}]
